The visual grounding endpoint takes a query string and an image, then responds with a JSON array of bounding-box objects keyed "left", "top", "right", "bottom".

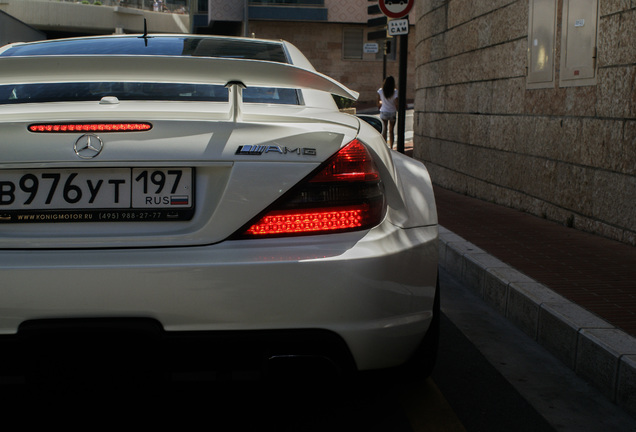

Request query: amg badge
[{"left": 236, "top": 145, "right": 317, "bottom": 156}]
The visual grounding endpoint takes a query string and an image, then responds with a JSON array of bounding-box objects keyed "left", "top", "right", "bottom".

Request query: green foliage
[{"left": 333, "top": 95, "right": 355, "bottom": 110}]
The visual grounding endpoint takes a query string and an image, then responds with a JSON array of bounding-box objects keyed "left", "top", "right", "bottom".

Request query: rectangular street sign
[
  {"left": 368, "top": 4, "right": 381, "bottom": 15},
  {"left": 364, "top": 43, "right": 379, "bottom": 54},
  {"left": 367, "top": 29, "right": 387, "bottom": 41},
  {"left": 367, "top": 16, "right": 387, "bottom": 28},
  {"left": 388, "top": 18, "right": 409, "bottom": 36}
]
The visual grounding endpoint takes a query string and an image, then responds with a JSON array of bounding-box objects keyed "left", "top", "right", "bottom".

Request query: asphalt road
[{"left": 9, "top": 268, "right": 635, "bottom": 431}]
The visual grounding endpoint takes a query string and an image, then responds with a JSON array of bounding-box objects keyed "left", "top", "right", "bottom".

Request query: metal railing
[{"left": 46, "top": 0, "right": 190, "bottom": 14}]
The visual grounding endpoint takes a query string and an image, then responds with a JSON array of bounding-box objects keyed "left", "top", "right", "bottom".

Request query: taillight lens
[
  {"left": 309, "top": 139, "right": 379, "bottom": 183},
  {"left": 236, "top": 139, "right": 386, "bottom": 238},
  {"left": 244, "top": 206, "right": 370, "bottom": 237}
]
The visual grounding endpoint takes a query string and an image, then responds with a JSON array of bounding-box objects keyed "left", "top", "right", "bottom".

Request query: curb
[{"left": 438, "top": 226, "right": 636, "bottom": 418}]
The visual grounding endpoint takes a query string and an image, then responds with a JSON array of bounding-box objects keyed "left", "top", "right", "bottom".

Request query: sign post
[
  {"left": 378, "top": 0, "right": 413, "bottom": 154},
  {"left": 367, "top": 1, "right": 389, "bottom": 78},
  {"left": 397, "top": 28, "right": 408, "bottom": 154}
]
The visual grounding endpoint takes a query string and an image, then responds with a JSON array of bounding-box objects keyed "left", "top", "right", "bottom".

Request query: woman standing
[{"left": 377, "top": 76, "right": 398, "bottom": 148}]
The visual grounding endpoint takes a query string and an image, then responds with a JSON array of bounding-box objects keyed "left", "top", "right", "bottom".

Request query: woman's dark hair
[{"left": 382, "top": 76, "right": 396, "bottom": 99}]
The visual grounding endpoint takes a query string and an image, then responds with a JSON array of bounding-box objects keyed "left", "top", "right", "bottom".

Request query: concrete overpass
[{"left": 1, "top": 9, "right": 45, "bottom": 45}]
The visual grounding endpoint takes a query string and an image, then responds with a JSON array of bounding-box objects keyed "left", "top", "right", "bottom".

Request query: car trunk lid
[{"left": 0, "top": 102, "right": 360, "bottom": 249}]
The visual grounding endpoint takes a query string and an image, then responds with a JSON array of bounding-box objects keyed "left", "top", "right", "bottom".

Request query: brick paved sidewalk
[{"left": 432, "top": 185, "right": 636, "bottom": 338}]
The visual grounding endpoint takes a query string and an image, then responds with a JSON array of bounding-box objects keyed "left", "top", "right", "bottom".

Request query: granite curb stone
[{"left": 438, "top": 226, "right": 636, "bottom": 418}]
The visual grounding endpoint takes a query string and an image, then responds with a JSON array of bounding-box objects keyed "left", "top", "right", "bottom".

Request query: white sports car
[{"left": 0, "top": 34, "right": 438, "bottom": 384}]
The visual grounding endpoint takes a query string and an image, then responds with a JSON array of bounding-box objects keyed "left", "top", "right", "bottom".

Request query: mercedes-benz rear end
[{"left": 0, "top": 35, "right": 438, "bottom": 383}]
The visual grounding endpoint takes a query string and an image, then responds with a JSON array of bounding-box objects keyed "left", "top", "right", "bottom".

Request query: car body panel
[
  {"left": 0, "top": 224, "right": 437, "bottom": 371},
  {"left": 0, "top": 102, "right": 366, "bottom": 248}
]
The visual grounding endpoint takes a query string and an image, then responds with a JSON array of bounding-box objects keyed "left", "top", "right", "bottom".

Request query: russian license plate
[{"left": 0, "top": 168, "right": 194, "bottom": 223}]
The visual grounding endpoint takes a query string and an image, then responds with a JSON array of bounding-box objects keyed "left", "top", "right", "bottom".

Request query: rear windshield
[
  {"left": 0, "top": 36, "right": 290, "bottom": 63},
  {"left": 0, "top": 82, "right": 299, "bottom": 105},
  {"left": 0, "top": 36, "right": 299, "bottom": 105}
]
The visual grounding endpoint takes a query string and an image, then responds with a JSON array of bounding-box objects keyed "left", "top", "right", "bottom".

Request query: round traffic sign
[{"left": 379, "top": 0, "right": 414, "bottom": 19}]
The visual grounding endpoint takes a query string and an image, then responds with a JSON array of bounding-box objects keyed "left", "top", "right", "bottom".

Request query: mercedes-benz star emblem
[{"left": 74, "top": 134, "right": 104, "bottom": 159}]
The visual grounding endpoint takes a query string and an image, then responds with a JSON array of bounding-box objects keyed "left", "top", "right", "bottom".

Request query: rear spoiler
[
  {"left": 0, "top": 55, "right": 359, "bottom": 122},
  {"left": 0, "top": 55, "right": 359, "bottom": 100}
]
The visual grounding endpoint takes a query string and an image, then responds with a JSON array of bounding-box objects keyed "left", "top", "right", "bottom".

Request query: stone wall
[{"left": 414, "top": 0, "right": 636, "bottom": 245}]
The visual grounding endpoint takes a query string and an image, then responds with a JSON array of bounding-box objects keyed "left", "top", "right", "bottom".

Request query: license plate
[{"left": 0, "top": 168, "right": 194, "bottom": 223}]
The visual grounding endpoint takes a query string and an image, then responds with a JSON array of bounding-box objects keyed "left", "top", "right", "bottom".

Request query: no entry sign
[{"left": 379, "top": 0, "right": 414, "bottom": 19}]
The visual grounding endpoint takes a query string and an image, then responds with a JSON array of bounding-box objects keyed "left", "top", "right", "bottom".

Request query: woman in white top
[{"left": 377, "top": 76, "right": 398, "bottom": 148}]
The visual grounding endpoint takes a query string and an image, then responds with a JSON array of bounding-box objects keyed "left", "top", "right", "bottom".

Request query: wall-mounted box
[
  {"left": 527, "top": 0, "right": 557, "bottom": 89},
  {"left": 559, "top": 0, "right": 599, "bottom": 87}
]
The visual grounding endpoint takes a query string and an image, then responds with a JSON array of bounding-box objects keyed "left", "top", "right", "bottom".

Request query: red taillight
[
  {"left": 310, "top": 139, "right": 379, "bottom": 183},
  {"left": 245, "top": 206, "right": 367, "bottom": 237},
  {"left": 237, "top": 139, "right": 385, "bottom": 238},
  {"left": 28, "top": 123, "right": 152, "bottom": 133}
]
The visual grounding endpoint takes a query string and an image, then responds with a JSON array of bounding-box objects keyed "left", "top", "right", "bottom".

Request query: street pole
[
  {"left": 188, "top": 0, "right": 195, "bottom": 33},
  {"left": 396, "top": 31, "right": 408, "bottom": 154},
  {"left": 383, "top": 41, "right": 387, "bottom": 80},
  {"left": 243, "top": 0, "right": 249, "bottom": 37}
]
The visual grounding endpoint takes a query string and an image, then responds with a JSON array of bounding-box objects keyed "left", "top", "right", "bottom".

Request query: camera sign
[{"left": 388, "top": 19, "right": 409, "bottom": 36}]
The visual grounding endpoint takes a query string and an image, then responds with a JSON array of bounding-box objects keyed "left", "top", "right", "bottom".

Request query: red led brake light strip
[
  {"left": 245, "top": 206, "right": 367, "bottom": 237},
  {"left": 28, "top": 123, "right": 152, "bottom": 133}
]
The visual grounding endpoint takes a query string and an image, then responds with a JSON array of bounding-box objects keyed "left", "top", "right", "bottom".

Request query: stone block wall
[{"left": 413, "top": 0, "right": 636, "bottom": 245}]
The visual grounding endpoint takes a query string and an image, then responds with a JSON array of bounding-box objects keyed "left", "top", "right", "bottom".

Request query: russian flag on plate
[{"left": 170, "top": 195, "right": 189, "bottom": 206}]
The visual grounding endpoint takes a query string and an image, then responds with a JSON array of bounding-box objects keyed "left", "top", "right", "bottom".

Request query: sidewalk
[{"left": 402, "top": 141, "right": 636, "bottom": 417}]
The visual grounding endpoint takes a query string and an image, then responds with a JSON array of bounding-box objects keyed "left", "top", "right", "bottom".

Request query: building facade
[
  {"left": 414, "top": 0, "right": 636, "bottom": 246},
  {"left": 204, "top": 0, "right": 417, "bottom": 109}
]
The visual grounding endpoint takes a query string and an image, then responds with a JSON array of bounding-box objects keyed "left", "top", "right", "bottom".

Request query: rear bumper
[
  {"left": 1, "top": 320, "right": 357, "bottom": 383},
  {"left": 0, "top": 223, "right": 438, "bottom": 373}
]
